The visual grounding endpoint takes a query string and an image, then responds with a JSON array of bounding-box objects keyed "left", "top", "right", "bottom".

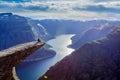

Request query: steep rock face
[
  {"left": 70, "top": 21, "right": 120, "bottom": 49},
  {"left": 27, "top": 19, "right": 52, "bottom": 41},
  {"left": 39, "top": 28, "right": 120, "bottom": 80},
  {"left": 0, "top": 41, "right": 44, "bottom": 80},
  {"left": 0, "top": 13, "right": 34, "bottom": 50}
]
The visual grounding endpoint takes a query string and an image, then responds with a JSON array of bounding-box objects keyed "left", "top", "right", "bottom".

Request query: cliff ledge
[{"left": 0, "top": 41, "right": 45, "bottom": 80}]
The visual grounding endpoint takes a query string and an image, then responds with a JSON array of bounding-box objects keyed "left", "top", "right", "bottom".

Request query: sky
[{"left": 0, "top": 0, "right": 120, "bottom": 20}]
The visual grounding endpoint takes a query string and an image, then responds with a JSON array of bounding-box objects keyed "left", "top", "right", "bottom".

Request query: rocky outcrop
[
  {"left": 0, "top": 41, "right": 45, "bottom": 80},
  {"left": 0, "top": 13, "right": 56, "bottom": 63},
  {"left": 39, "top": 27, "right": 120, "bottom": 80}
]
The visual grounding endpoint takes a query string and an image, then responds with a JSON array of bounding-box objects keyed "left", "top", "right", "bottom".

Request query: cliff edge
[{"left": 0, "top": 41, "right": 45, "bottom": 80}]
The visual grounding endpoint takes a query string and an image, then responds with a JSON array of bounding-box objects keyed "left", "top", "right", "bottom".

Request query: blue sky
[{"left": 0, "top": 0, "right": 120, "bottom": 20}]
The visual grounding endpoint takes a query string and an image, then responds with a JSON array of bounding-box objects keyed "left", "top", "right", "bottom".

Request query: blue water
[{"left": 16, "top": 34, "right": 75, "bottom": 80}]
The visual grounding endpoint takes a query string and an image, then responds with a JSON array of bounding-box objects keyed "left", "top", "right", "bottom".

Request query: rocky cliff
[
  {"left": 0, "top": 13, "right": 44, "bottom": 50},
  {"left": 0, "top": 41, "right": 44, "bottom": 80},
  {"left": 39, "top": 27, "right": 120, "bottom": 80},
  {"left": 0, "top": 13, "right": 56, "bottom": 62}
]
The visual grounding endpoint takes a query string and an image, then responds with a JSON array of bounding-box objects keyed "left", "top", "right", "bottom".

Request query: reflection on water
[
  {"left": 47, "top": 34, "right": 74, "bottom": 61},
  {"left": 16, "top": 34, "right": 75, "bottom": 80}
]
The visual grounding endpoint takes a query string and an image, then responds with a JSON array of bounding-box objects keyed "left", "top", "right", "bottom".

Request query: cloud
[
  {"left": 0, "top": 2, "right": 51, "bottom": 12},
  {"left": 93, "top": 0, "right": 120, "bottom": 2},
  {"left": 0, "top": 0, "right": 31, "bottom": 3},
  {"left": 0, "top": 1, "right": 74, "bottom": 12},
  {"left": 23, "top": 4, "right": 50, "bottom": 11},
  {"left": 0, "top": 0, "right": 120, "bottom": 20},
  {"left": 1, "top": 0, "right": 117, "bottom": 13},
  {"left": 73, "top": 4, "right": 120, "bottom": 13}
]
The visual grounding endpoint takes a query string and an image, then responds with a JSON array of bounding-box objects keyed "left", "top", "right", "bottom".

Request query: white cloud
[{"left": 0, "top": 0, "right": 120, "bottom": 20}]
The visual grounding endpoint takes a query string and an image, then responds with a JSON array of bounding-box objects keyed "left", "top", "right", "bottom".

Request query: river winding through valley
[{"left": 16, "top": 34, "right": 75, "bottom": 80}]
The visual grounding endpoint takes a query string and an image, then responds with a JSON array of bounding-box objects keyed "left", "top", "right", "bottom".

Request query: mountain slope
[
  {"left": 0, "top": 13, "right": 34, "bottom": 50},
  {"left": 0, "top": 13, "right": 56, "bottom": 62},
  {"left": 39, "top": 27, "right": 120, "bottom": 80},
  {"left": 70, "top": 21, "right": 120, "bottom": 49}
]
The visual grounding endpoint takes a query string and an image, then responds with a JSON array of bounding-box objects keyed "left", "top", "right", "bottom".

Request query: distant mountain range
[
  {"left": 39, "top": 27, "right": 120, "bottom": 80},
  {"left": 69, "top": 21, "right": 120, "bottom": 49},
  {"left": 31, "top": 19, "right": 120, "bottom": 50}
]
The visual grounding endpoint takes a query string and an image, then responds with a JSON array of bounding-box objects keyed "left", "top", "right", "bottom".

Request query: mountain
[
  {"left": 37, "top": 19, "right": 120, "bottom": 50},
  {"left": 39, "top": 20, "right": 108, "bottom": 36},
  {"left": 27, "top": 19, "right": 53, "bottom": 41},
  {"left": 27, "top": 19, "right": 120, "bottom": 44},
  {"left": 69, "top": 21, "right": 120, "bottom": 49},
  {"left": 0, "top": 13, "right": 34, "bottom": 50},
  {"left": 0, "top": 13, "right": 56, "bottom": 61},
  {"left": 39, "top": 27, "right": 120, "bottom": 80}
]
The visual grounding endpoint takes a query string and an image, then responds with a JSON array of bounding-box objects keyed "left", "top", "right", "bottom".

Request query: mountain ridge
[{"left": 39, "top": 27, "right": 120, "bottom": 80}]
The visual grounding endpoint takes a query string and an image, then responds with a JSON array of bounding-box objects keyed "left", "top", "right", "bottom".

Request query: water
[{"left": 16, "top": 34, "right": 75, "bottom": 80}]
